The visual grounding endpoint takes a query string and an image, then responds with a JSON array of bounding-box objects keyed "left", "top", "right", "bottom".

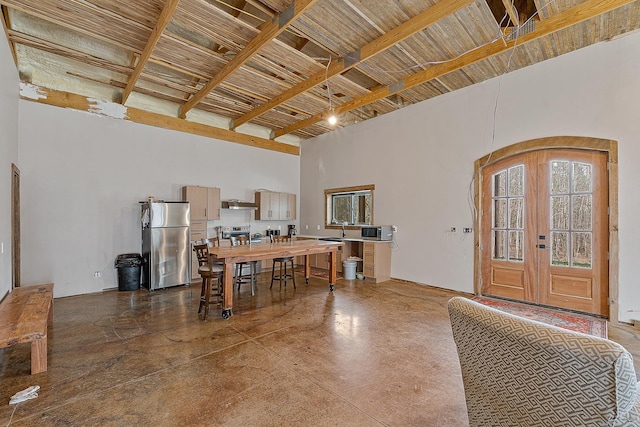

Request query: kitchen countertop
[{"left": 295, "top": 235, "right": 391, "bottom": 243}]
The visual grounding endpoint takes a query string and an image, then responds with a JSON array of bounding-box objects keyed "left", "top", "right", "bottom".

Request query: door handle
[{"left": 537, "top": 244, "right": 547, "bottom": 249}]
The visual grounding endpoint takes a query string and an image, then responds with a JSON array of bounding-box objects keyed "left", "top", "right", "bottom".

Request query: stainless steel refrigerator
[{"left": 141, "top": 202, "right": 191, "bottom": 290}]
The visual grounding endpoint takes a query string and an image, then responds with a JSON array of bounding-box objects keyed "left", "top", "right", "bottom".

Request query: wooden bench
[{"left": 0, "top": 283, "right": 54, "bottom": 374}]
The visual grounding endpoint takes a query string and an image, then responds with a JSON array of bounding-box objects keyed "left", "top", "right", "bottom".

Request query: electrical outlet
[
  {"left": 305, "top": 225, "right": 308, "bottom": 230},
  {"left": 317, "top": 225, "right": 320, "bottom": 230},
  {"left": 94, "top": 271, "right": 101, "bottom": 278},
  {"left": 463, "top": 228, "right": 473, "bottom": 233},
  {"left": 392, "top": 225, "right": 398, "bottom": 232},
  {"left": 450, "top": 227, "right": 456, "bottom": 232}
]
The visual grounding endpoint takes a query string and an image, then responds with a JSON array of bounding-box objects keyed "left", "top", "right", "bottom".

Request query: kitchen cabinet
[
  {"left": 182, "top": 186, "right": 220, "bottom": 281},
  {"left": 336, "top": 239, "right": 391, "bottom": 282},
  {"left": 293, "top": 238, "right": 389, "bottom": 281},
  {"left": 313, "top": 251, "right": 343, "bottom": 272},
  {"left": 182, "top": 186, "right": 220, "bottom": 221},
  {"left": 281, "top": 193, "right": 296, "bottom": 220},
  {"left": 294, "top": 237, "right": 343, "bottom": 272},
  {"left": 362, "top": 241, "right": 391, "bottom": 283},
  {"left": 206, "top": 187, "right": 220, "bottom": 220},
  {"left": 255, "top": 191, "right": 277, "bottom": 220},
  {"left": 255, "top": 191, "right": 296, "bottom": 220}
]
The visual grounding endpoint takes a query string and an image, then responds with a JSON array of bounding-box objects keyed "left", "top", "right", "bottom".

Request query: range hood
[{"left": 221, "top": 199, "right": 258, "bottom": 210}]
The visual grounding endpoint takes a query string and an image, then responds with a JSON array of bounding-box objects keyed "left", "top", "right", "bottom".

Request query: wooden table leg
[
  {"left": 328, "top": 250, "right": 337, "bottom": 292},
  {"left": 222, "top": 261, "right": 234, "bottom": 319},
  {"left": 304, "top": 254, "right": 311, "bottom": 284},
  {"left": 31, "top": 336, "right": 47, "bottom": 374},
  {"left": 48, "top": 299, "right": 54, "bottom": 325}
]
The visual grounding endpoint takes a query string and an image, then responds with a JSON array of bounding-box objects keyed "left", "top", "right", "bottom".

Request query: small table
[
  {"left": 208, "top": 239, "right": 343, "bottom": 319},
  {"left": 0, "top": 283, "right": 54, "bottom": 374}
]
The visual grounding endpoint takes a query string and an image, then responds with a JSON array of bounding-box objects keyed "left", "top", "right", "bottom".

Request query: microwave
[{"left": 361, "top": 226, "right": 393, "bottom": 241}]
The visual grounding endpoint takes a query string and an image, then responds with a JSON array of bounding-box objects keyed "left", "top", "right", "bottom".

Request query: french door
[
  {"left": 481, "top": 149, "right": 608, "bottom": 316},
  {"left": 12, "top": 163, "right": 20, "bottom": 288}
]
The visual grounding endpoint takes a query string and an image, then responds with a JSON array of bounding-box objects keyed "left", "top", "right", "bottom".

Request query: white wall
[
  {"left": 0, "top": 36, "right": 19, "bottom": 298},
  {"left": 300, "top": 32, "right": 640, "bottom": 323},
  {"left": 18, "top": 102, "right": 300, "bottom": 297}
]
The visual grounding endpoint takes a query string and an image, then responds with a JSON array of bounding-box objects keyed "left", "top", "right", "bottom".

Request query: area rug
[{"left": 473, "top": 296, "right": 607, "bottom": 338}]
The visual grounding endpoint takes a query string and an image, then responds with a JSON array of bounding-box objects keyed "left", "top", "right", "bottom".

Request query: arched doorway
[
  {"left": 474, "top": 137, "right": 618, "bottom": 319},
  {"left": 12, "top": 163, "right": 20, "bottom": 289}
]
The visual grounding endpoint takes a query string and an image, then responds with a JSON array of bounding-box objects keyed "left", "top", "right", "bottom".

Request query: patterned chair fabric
[{"left": 448, "top": 297, "right": 640, "bottom": 427}]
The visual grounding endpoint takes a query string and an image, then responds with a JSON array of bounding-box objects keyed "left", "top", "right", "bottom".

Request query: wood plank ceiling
[{"left": 1, "top": 0, "right": 639, "bottom": 153}]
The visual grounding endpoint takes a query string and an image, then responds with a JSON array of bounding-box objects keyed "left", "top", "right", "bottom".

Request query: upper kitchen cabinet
[
  {"left": 254, "top": 191, "right": 296, "bottom": 220},
  {"left": 254, "top": 191, "right": 278, "bottom": 220},
  {"left": 283, "top": 193, "right": 296, "bottom": 220},
  {"left": 206, "top": 188, "right": 221, "bottom": 220},
  {"left": 182, "top": 186, "right": 221, "bottom": 221}
]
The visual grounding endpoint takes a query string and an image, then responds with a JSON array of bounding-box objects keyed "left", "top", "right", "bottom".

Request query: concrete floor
[{"left": 1, "top": 274, "right": 639, "bottom": 426}]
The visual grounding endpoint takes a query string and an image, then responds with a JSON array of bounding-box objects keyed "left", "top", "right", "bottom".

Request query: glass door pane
[
  {"left": 491, "top": 165, "right": 525, "bottom": 262},
  {"left": 549, "top": 160, "right": 593, "bottom": 268}
]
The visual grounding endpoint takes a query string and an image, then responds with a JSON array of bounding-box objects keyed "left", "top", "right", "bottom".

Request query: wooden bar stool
[
  {"left": 270, "top": 235, "right": 296, "bottom": 290},
  {"left": 194, "top": 240, "right": 224, "bottom": 320},
  {"left": 230, "top": 235, "right": 257, "bottom": 296}
]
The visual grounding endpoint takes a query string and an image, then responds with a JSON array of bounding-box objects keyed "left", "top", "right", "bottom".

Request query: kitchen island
[{"left": 209, "top": 239, "right": 343, "bottom": 319}]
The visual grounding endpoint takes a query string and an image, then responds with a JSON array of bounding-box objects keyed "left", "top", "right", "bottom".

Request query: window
[
  {"left": 491, "top": 165, "right": 525, "bottom": 262},
  {"left": 325, "top": 185, "right": 374, "bottom": 228},
  {"left": 549, "top": 160, "right": 593, "bottom": 268}
]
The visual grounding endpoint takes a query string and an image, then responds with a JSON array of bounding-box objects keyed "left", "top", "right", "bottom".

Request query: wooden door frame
[
  {"left": 11, "top": 163, "right": 20, "bottom": 289},
  {"left": 473, "top": 137, "right": 618, "bottom": 322}
]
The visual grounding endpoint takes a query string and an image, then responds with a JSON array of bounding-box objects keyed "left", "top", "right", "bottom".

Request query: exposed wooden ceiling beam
[
  {"left": 178, "top": 0, "right": 319, "bottom": 118},
  {"left": 274, "top": 0, "right": 635, "bottom": 138},
  {"left": 501, "top": 0, "right": 520, "bottom": 25},
  {"left": 244, "top": 0, "right": 277, "bottom": 16},
  {"left": 11, "top": 23, "right": 323, "bottom": 119},
  {"left": 294, "top": 37, "right": 309, "bottom": 51},
  {"left": 20, "top": 84, "right": 299, "bottom": 155},
  {"left": 231, "top": 0, "right": 475, "bottom": 129},
  {"left": 231, "top": 0, "right": 248, "bottom": 17},
  {"left": 121, "top": 0, "right": 180, "bottom": 104},
  {"left": 1, "top": 6, "right": 17, "bottom": 65},
  {"left": 533, "top": 0, "right": 546, "bottom": 20}
]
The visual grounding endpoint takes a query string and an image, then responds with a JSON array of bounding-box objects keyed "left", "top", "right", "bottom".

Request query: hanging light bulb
[
  {"left": 327, "top": 109, "right": 337, "bottom": 126},
  {"left": 324, "top": 57, "right": 338, "bottom": 127}
]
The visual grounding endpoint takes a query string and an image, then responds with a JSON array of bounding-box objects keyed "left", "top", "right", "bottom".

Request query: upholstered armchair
[{"left": 448, "top": 297, "right": 640, "bottom": 426}]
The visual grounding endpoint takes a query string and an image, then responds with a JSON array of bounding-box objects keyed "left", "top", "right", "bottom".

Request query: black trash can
[{"left": 114, "top": 253, "right": 143, "bottom": 291}]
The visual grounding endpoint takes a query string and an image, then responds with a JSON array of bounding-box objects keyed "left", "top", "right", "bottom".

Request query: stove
[
  {"left": 216, "top": 225, "right": 262, "bottom": 276},
  {"left": 218, "top": 225, "right": 251, "bottom": 239}
]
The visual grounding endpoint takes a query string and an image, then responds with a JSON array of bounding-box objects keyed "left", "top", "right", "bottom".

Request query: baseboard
[{"left": 389, "top": 277, "right": 474, "bottom": 296}]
